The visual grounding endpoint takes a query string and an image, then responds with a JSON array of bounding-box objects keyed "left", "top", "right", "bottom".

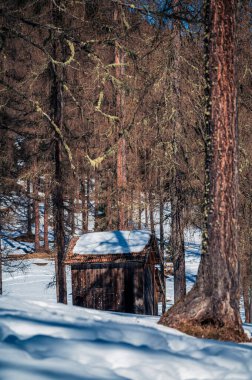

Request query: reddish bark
[{"left": 160, "top": 0, "right": 245, "bottom": 340}]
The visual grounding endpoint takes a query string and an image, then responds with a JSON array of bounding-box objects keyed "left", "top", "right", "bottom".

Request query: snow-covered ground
[
  {"left": 2, "top": 234, "right": 252, "bottom": 380},
  {"left": 1, "top": 209, "right": 252, "bottom": 380},
  {"left": 1, "top": 297, "right": 252, "bottom": 380},
  {"left": 2, "top": 259, "right": 72, "bottom": 304}
]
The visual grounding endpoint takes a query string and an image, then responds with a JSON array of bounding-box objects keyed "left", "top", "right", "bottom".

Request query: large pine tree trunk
[{"left": 160, "top": 0, "right": 245, "bottom": 341}]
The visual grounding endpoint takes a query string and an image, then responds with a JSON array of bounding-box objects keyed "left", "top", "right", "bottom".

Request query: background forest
[{"left": 1, "top": 0, "right": 252, "bottom": 324}]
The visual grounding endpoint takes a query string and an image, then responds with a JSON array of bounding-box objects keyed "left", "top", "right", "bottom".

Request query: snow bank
[
  {"left": 0, "top": 297, "right": 252, "bottom": 380},
  {"left": 73, "top": 230, "right": 151, "bottom": 255}
]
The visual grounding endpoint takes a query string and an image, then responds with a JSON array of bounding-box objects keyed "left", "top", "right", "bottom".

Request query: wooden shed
[{"left": 65, "top": 230, "right": 165, "bottom": 315}]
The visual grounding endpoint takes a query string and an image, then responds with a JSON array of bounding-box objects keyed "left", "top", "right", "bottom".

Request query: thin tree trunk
[
  {"left": 249, "top": 246, "right": 252, "bottom": 323},
  {"left": 138, "top": 187, "right": 142, "bottom": 229},
  {"left": 244, "top": 232, "right": 252, "bottom": 323},
  {"left": 44, "top": 185, "right": 50, "bottom": 252},
  {"left": 51, "top": 0, "right": 67, "bottom": 304},
  {"left": 249, "top": 277, "right": 252, "bottom": 323},
  {"left": 247, "top": 206, "right": 252, "bottom": 323},
  {"left": 114, "top": 6, "right": 127, "bottom": 230},
  {"left": 94, "top": 172, "right": 99, "bottom": 231},
  {"left": 170, "top": 1, "right": 186, "bottom": 303},
  {"left": 144, "top": 191, "right": 149, "bottom": 228},
  {"left": 242, "top": 280, "right": 250, "bottom": 323},
  {"left": 159, "top": 179, "right": 166, "bottom": 313},
  {"left": 70, "top": 195, "right": 75, "bottom": 236},
  {"left": 34, "top": 178, "right": 40, "bottom": 252},
  {"left": 160, "top": 0, "right": 245, "bottom": 341},
  {"left": 171, "top": 177, "right": 186, "bottom": 303},
  {"left": 117, "top": 137, "right": 127, "bottom": 229},
  {"left": 86, "top": 176, "right": 90, "bottom": 230},
  {"left": 159, "top": 194, "right": 164, "bottom": 253},
  {"left": 0, "top": 225, "right": 2, "bottom": 295},
  {"left": 27, "top": 179, "right": 32, "bottom": 237},
  {"left": 149, "top": 190, "right": 155, "bottom": 234},
  {"left": 129, "top": 189, "right": 134, "bottom": 228},
  {"left": 53, "top": 139, "right": 67, "bottom": 304},
  {"left": 81, "top": 180, "right": 88, "bottom": 233},
  {"left": 107, "top": 184, "right": 113, "bottom": 229}
]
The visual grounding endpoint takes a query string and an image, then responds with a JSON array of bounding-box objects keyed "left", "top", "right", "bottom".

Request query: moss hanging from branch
[
  {"left": 33, "top": 100, "right": 76, "bottom": 172},
  {"left": 51, "top": 39, "right": 75, "bottom": 67},
  {"left": 86, "top": 147, "right": 115, "bottom": 169}
]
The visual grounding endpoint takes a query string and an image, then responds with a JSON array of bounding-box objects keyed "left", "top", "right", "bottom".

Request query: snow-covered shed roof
[
  {"left": 65, "top": 230, "right": 159, "bottom": 264},
  {"left": 74, "top": 230, "right": 151, "bottom": 255}
]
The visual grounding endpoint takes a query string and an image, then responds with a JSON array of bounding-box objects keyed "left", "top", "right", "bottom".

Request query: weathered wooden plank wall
[{"left": 71, "top": 262, "right": 146, "bottom": 313}]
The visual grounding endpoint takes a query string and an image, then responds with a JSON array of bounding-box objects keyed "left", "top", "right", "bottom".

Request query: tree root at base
[{"left": 159, "top": 303, "right": 250, "bottom": 343}]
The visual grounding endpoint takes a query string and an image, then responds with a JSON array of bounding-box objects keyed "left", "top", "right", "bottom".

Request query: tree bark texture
[
  {"left": 51, "top": 1, "right": 67, "bottom": 304},
  {"left": 44, "top": 184, "right": 50, "bottom": 252},
  {"left": 160, "top": 0, "right": 244, "bottom": 340},
  {"left": 240, "top": 208, "right": 252, "bottom": 323},
  {"left": 27, "top": 179, "right": 32, "bottom": 237},
  {"left": 0, "top": 225, "right": 2, "bottom": 295},
  {"left": 69, "top": 195, "right": 75, "bottom": 236},
  {"left": 53, "top": 138, "right": 67, "bottom": 304},
  {"left": 170, "top": 4, "right": 186, "bottom": 303},
  {"left": 171, "top": 175, "right": 186, "bottom": 303},
  {"left": 138, "top": 188, "right": 142, "bottom": 230},
  {"left": 159, "top": 179, "right": 166, "bottom": 313},
  {"left": 149, "top": 190, "right": 155, "bottom": 235},
  {"left": 34, "top": 178, "right": 40, "bottom": 252},
  {"left": 81, "top": 180, "right": 88, "bottom": 233},
  {"left": 114, "top": 6, "right": 127, "bottom": 230}
]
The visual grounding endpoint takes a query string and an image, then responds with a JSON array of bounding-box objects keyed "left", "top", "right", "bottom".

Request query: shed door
[{"left": 83, "top": 267, "right": 126, "bottom": 311}]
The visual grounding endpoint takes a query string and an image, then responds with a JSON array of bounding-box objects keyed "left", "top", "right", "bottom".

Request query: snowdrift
[{"left": 1, "top": 297, "right": 252, "bottom": 380}]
